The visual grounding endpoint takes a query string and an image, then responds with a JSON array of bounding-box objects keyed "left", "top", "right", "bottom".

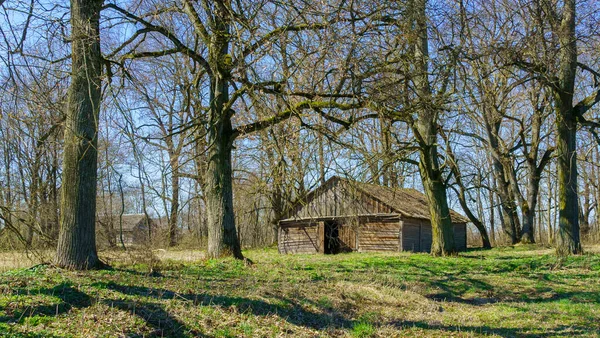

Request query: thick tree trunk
[
  {"left": 416, "top": 113, "right": 456, "bottom": 256},
  {"left": 555, "top": 0, "right": 582, "bottom": 256},
  {"left": 55, "top": 0, "right": 104, "bottom": 270},
  {"left": 412, "top": 0, "right": 455, "bottom": 256},
  {"left": 205, "top": 31, "right": 243, "bottom": 258},
  {"left": 555, "top": 96, "right": 581, "bottom": 254},
  {"left": 521, "top": 208, "right": 535, "bottom": 244},
  {"left": 205, "top": 122, "right": 243, "bottom": 259},
  {"left": 419, "top": 154, "right": 456, "bottom": 256},
  {"left": 198, "top": 0, "right": 244, "bottom": 260}
]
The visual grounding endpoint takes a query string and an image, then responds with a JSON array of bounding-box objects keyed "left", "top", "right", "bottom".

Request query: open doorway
[{"left": 324, "top": 220, "right": 340, "bottom": 254}]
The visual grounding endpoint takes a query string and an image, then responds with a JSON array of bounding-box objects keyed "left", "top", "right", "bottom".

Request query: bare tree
[{"left": 55, "top": 0, "right": 104, "bottom": 269}]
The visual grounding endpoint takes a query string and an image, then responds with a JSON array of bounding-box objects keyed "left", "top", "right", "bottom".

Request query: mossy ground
[{"left": 0, "top": 245, "right": 599, "bottom": 337}]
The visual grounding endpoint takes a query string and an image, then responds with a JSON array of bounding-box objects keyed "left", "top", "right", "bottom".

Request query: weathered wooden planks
[
  {"left": 338, "top": 225, "right": 357, "bottom": 251},
  {"left": 279, "top": 223, "right": 320, "bottom": 254},
  {"left": 358, "top": 221, "right": 400, "bottom": 252},
  {"left": 402, "top": 223, "right": 421, "bottom": 252},
  {"left": 287, "top": 179, "right": 394, "bottom": 220},
  {"left": 453, "top": 223, "right": 467, "bottom": 251},
  {"left": 278, "top": 177, "right": 469, "bottom": 255}
]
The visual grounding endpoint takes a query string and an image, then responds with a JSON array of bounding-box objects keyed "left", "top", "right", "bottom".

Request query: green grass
[{"left": 0, "top": 245, "right": 599, "bottom": 337}]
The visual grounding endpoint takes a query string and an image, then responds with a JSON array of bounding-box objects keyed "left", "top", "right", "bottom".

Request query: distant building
[
  {"left": 97, "top": 214, "right": 158, "bottom": 246},
  {"left": 278, "top": 176, "right": 469, "bottom": 254}
]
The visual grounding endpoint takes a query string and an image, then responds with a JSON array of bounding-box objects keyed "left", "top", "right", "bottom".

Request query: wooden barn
[
  {"left": 97, "top": 214, "right": 158, "bottom": 246},
  {"left": 278, "top": 176, "right": 469, "bottom": 254}
]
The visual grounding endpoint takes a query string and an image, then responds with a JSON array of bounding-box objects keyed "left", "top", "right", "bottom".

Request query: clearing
[{"left": 0, "top": 245, "right": 599, "bottom": 337}]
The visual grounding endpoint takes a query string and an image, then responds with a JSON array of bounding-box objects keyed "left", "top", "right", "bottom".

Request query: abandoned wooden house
[
  {"left": 278, "top": 176, "right": 469, "bottom": 254},
  {"left": 97, "top": 214, "right": 158, "bottom": 246}
]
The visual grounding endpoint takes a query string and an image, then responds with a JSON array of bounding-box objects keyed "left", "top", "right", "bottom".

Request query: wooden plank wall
[
  {"left": 401, "top": 218, "right": 467, "bottom": 253},
  {"left": 291, "top": 179, "right": 393, "bottom": 219},
  {"left": 401, "top": 222, "right": 421, "bottom": 252},
  {"left": 453, "top": 223, "right": 467, "bottom": 251},
  {"left": 420, "top": 220, "right": 432, "bottom": 253},
  {"left": 279, "top": 223, "right": 320, "bottom": 254},
  {"left": 338, "top": 225, "right": 357, "bottom": 251},
  {"left": 358, "top": 220, "right": 401, "bottom": 252}
]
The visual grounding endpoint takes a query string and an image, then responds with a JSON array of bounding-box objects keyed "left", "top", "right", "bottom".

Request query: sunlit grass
[{"left": 0, "top": 245, "right": 599, "bottom": 337}]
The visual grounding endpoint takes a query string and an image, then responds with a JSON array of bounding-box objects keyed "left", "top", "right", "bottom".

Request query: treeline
[{"left": 0, "top": 0, "right": 599, "bottom": 268}]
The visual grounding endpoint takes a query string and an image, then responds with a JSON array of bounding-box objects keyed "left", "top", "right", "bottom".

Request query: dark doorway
[{"left": 324, "top": 221, "right": 340, "bottom": 254}]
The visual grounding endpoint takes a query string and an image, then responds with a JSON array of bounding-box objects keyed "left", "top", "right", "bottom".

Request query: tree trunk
[
  {"left": 487, "top": 139, "right": 521, "bottom": 243},
  {"left": 520, "top": 176, "right": 540, "bottom": 244},
  {"left": 555, "top": 97, "right": 581, "bottom": 255},
  {"left": 555, "top": 0, "right": 582, "bottom": 255},
  {"left": 205, "top": 16, "right": 243, "bottom": 258},
  {"left": 517, "top": 99, "right": 553, "bottom": 244},
  {"left": 455, "top": 187, "right": 492, "bottom": 249},
  {"left": 419, "top": 154, "right": 456, "bottom": 256},
  {"left": 205, "top": 121, "right": 243, "bottom": 259},
  {"left": 55, "top": 0, "right": 104, "bottom": 270},
  {"left": 412, "top": 0, "right": 455, "bottom": 256},
  {"left": 547, "top": 168, "right": 553, "bottom": 244},
  {"left": 489, "top": 178, "right": 496, "bottom": 245},
  {"left": 168, "top": 155, "right": 180, "bottom": 247}
]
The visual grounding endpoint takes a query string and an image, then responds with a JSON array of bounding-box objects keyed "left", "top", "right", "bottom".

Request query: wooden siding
[
  {"left": 453, "top": 223, "right": 467, "bottom": 251},
  {"left": 358, "top": 220, "right": 400, "bottom": 252},
  {"left": 401, "top": 218, "right": 466, "bottom": 253},
  {"left": 279, "top": 222, "right": 321, "bottom": 254},
  {"left": 288, "top": 179, "right": 394, "bottom": 219},
  {"left": 338, "top": 224, "right": 357, "bottom": 251},
  {"left": 420, "top": 220, "right": 432, "bottom": 253},
  {"left": 279, "top": 219, "right": 467, "bottom": 254},
  {"left": 402, "top": 222, "right": 421, "bottom": 252}
]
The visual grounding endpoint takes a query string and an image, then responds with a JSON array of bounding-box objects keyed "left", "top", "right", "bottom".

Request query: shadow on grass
[
  {"left": 391, "top": 320, "right": 589, "bottom": 337},
  {"left": 1, "top": 281, "right": 204, "bottom": 337},
  {"left": 412, "top": 263, "right": 600, "bottom": 306},
  {"left": 90, "top": 281, "right": 600, "bottom": 337},
  {"left": 103, "top": 298, "right": 206, "bottom": 338},
  {"left": 2, "top": 253, "right": 599, "bottom": 338},
  {"left": 101, "top": 281, "right": 354, "bottom": 331},
  {"left": 0, "top": 282, "right": 91, "bottom": 322}
]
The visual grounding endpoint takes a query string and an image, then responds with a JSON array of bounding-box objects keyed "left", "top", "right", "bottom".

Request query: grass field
[{"left": 0, "top": 245, "right": 599, "bottom": 337}]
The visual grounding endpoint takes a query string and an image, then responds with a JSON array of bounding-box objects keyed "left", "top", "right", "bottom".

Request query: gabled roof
[
  {"left": 283, "top": 176, "right": 469, "bottom": 223},
  {"left": 349, "top": 179, "right": 469, "bottom": 223}
]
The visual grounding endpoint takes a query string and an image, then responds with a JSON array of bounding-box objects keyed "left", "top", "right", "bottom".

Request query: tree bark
[
  {"left": 412, "top": 0, "right": 455, "bottom": 256},
  {"left": 419, "top": 155, "right": 457, "bottom": 255},
  {"left": 555, "top": 0, "right": 582, "bottom": 256},
  {"left": 205, "top": 119, "right": 243, "bottom": 259},
  {"left": 168, "top": 154, "right": 180, "bottom": 247},
  {"left": 489, "top": 185, "right": 496, "bottom": 245},
  {"left": 484, "top": 117, "right": 521, "bottom": 244},
  {"left": 205, "top": 8, "right": 243, "bottom": 259},
  {"left": 520, "top": 180, "right": 540, "bottom": 244},
  {"left": 55, "top": 0, "right": 104, "bottom": 270}
]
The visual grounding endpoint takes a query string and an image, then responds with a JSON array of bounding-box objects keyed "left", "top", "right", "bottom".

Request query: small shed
[
  {"left": 278, "top": 176, "right": 469, "bottom": 254},
  {"left": 97, "top": 214, "right": 158, "bottom": 246}
]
